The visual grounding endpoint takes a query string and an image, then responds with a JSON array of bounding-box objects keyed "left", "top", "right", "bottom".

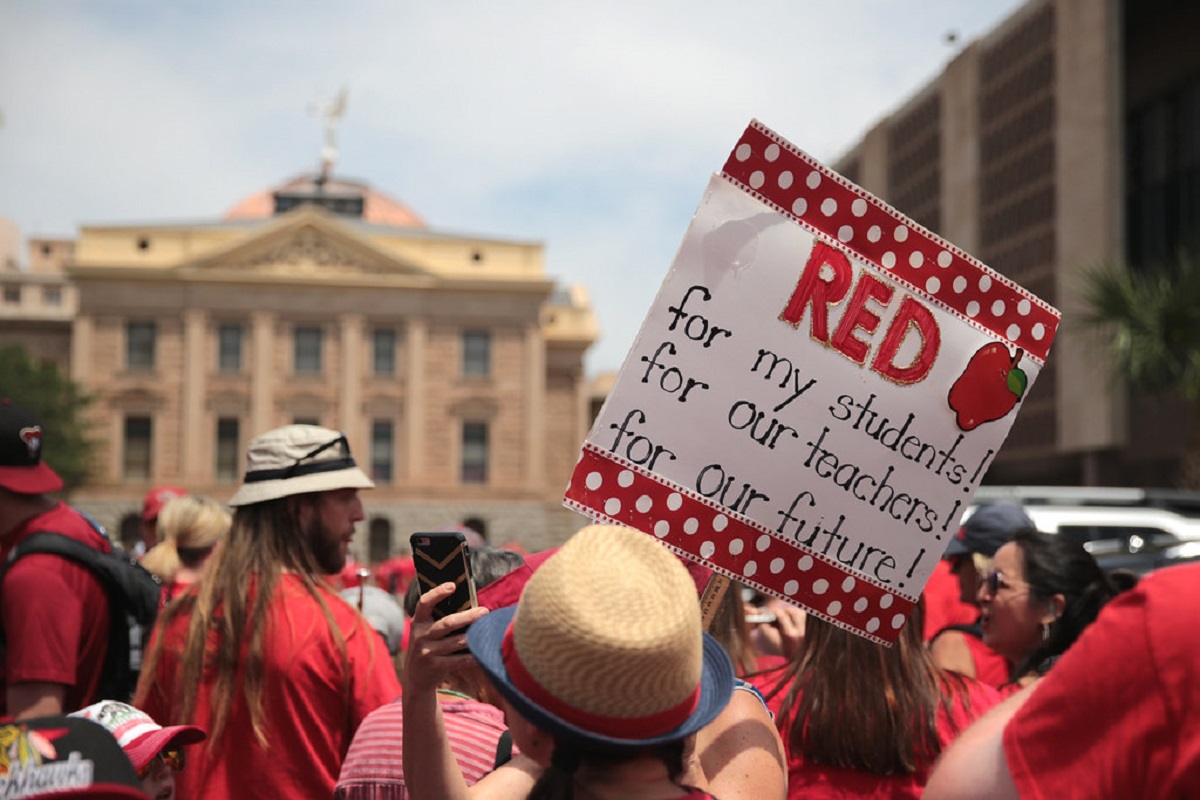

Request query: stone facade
[{"left": 53, "top": 179, "right": 599, "bottom": 558}]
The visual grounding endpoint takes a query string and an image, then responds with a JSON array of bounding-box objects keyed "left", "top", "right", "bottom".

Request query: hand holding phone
[{"left": 403, "top": 581, "right": 489, "bottom": 696}]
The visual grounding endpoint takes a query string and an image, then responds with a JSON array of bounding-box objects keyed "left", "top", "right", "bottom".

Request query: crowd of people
[{"left": 1, "top": 396, "right": 1196, "bottom": 799}]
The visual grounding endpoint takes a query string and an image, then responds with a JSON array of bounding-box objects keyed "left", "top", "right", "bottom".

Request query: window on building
[
  {"left": 1127, "top": 73, "right": 1200, "bottom": 267},
  {"left": 215, "top": 418, "right": 240, "bottom": 482},
  {"left": 126, "top": 322, "right": 156, "bottom": 370},
  {"left": 371, "top": 420, "right": 394, "bottom": 483},
  {"left": 218, "top": 324, "right": 243, "bottom": 373},
  {"left": 461, "top": 422, "right": 489, "bottom": 484},
  {"left": 294, "top": 326, "right": 323, "bottom": 374},
  {"left": 372, "top": 328, "right": 396, "bottom": 376},
  {"left": 2, "top": 285, "right": 20, "bottom": 304},
  {"left": 123, "top": 416, "right": 152, "bottom": 480},
  {"left": 368, "top": 518, "right": 393, "bottom": 565},
  {"left": 462, "top": 331, "right": 491, "bottom": 377},
  {"left": 293, "top": 417, "right": 320, "bottom": 426},
  {"left": 43, "top": 286, "right": 62, "bottom": 306}
]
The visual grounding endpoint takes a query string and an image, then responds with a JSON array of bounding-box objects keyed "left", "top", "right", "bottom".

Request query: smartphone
[{"left": 410, "top": 531, "right": 477, "bottom": 621}]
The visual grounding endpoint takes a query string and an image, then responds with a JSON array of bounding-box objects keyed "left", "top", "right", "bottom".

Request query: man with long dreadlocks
[{"left": 135, "top": 425, "right": 401, "bottom": 799}]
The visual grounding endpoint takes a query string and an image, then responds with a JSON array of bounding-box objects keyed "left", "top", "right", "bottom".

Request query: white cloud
[{"left": 0, "top": 0, "right": 1027, "bottom": 371}]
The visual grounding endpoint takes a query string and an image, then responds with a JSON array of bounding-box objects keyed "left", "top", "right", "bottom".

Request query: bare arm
[
  {"left": 464, "top": 753, "right": 541, "bottom": 798},
  {"left": 7, "top": 682, "right": 65, "bottom": 720},
  {"left": 929, "top": 630, "right": 977, "bottom": 678},
  {"left": 692, "top": 688, "right": 786, "bottom": 800},
  {"left": 401, "top": 583, "right": 490, "bottom": 800},
  {"left": 924, "top": 684, "right": 1036, "bottom": 800}
]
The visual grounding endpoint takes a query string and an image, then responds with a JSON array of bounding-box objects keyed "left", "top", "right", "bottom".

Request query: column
[
  {"left": 180, "top": 310, "right": 207, "bottom": 483},
  {"left": 339, "top": 313, "right": 364, "bottom": 447},
  {"left": 940, "top": 43, "right": 981, "bottom": 254},
  {"left": 250, "top": 311, "right": 276, "bottom": 437},
  {"left": 70, "top": 313, "right": 93, "bottom": 385},
  {"left": 405, "top": 317, "right": 427, "bottom": 481},
  {"left": 524, "top": 324, "right": 546, "bottom": 489},
  {"left": 1055, "top": 0, "right": 1124, "bottom": 451}
]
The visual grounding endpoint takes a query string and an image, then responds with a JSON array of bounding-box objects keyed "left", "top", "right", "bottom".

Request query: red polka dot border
[
  {"left": 565, "top": 444, "right": 916, "bottom": 645},
  {"left": 721, "top": 119, "right": 1060, "bottom": 365}
]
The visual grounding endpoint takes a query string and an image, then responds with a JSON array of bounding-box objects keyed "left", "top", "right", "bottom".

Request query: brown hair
[
  {"left": 707, "top": 581, "right": 758, "bottom": 675},
  {"left": 775, "top": 601, "right": 969, "bottom": 774},
  {"left": 527, "top": 740, "right": 686, "bottom": 800},
  {"left": 135, "top": 494, "right": 360, "bottom": 747}
]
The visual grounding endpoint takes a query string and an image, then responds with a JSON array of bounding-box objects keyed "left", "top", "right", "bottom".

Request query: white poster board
[{"left": 564, "top": 121, "right": 1060, "bottom": 643}]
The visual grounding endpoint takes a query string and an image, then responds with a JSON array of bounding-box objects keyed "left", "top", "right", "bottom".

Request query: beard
[{"left": 304, "top": 514, "right": 347, "bottom": 575}]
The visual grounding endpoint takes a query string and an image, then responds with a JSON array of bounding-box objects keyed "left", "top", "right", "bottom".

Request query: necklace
[{"left": 436, "top": 688, "right": 474, "bottom": 702}]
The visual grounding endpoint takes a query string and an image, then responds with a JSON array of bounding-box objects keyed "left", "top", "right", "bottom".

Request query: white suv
[{"left": 967, "top": 486, "right": 1200, "bottom": 574}]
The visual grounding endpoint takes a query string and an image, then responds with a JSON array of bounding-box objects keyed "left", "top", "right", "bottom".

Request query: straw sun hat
[
  {"left": 227, "top": 424, "right": 374, "bottom": 507},
  {"left": 468, "top": 524, "right": 734, "bottom": 749}
]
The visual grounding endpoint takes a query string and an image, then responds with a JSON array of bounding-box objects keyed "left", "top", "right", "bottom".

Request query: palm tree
[{"left": 1079, "top": 252, "right": 1200, "bottom": 487}]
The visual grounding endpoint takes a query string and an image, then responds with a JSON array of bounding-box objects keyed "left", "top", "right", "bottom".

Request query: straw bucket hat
[
  {"left": 468, "top": 524, "right": 734, "bottom": 748},
  {"left": 227, "top": 424, "right": 374, "bottom": 507}
]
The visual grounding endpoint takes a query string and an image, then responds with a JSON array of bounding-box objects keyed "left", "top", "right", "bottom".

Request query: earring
[{"left": 1042, "top": 622, "right": 1050, "bottom": 642}]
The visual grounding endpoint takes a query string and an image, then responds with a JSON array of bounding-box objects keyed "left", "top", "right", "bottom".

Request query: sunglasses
[
  {"left": 983, "top": 569, "right": 1027, "bottom": 596},
  {"left": 137, "top": 747, "right": 185, "bottom": 780}
]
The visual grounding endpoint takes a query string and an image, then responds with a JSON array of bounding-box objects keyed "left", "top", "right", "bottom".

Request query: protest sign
[{"left": 563, "top": 120, "right": 1060, "bottom": 643}]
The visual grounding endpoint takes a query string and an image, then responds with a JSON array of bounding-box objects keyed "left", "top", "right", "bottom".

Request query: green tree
[
  {"left": 1080, "top": 252, "right": 1200, "bottom": 486},
  {"left": 0, "top": 343, "right": 94, "bottom": 491}
]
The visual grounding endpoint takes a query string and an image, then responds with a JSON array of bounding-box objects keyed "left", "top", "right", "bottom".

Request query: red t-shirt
[
  {"left": 139, "top": 573, "right": 401, "bottom": 800},
  {"left": 746, "top": 653, "right": 791, "bottom": 720},
  {"left": 159, "top": 578, "right": 193, "bottom": 606},
  {"left": 961, "top": 628, "right": 1011, "bottom": 689},
  {"left": 0, "top": 503, "right": 111, "bottom": 716},
  {"left": 781, "top": 677, "right": 1000, "bottom": 799},
  {"left": 1004, "top": 563, "right": 1200, "bottom": 799},
  {"left": 922, "top": 560, "right": 977, "bottom": 642}
]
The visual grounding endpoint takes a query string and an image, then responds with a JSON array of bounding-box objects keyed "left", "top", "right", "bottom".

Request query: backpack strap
[
  {"left": 1, "top": 531, "right": 162, "bottom": 703},
  {"left": 493, "top": 729, "right": 513, "bottom": 769},
  {"left": 0, "top": 532, "right": 130, "bottom": 700},
  {"left": 3, "top": 532, "right": 106, "bottom": 577}
]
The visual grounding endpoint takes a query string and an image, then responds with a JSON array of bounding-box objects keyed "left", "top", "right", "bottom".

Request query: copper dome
[{"left": 223, "top": 174, "right": 427, "bottom": 229}]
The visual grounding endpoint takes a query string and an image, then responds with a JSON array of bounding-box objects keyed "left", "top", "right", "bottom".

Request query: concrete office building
[{"left": 835, "top": 0, "right": 1200, "bottom": 486}]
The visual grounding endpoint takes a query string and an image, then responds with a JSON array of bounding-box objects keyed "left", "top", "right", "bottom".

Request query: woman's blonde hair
[{"left": 141, "top": 495, "right": 231, "bottom": 580}]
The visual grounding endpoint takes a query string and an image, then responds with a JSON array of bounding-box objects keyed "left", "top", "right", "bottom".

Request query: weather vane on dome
[{"left": 309, "top": 86, "right": 348, "bottom": 181}]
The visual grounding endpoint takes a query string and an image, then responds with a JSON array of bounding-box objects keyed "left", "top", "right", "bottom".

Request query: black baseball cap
[
  {"left": 0, "top": 399, "right": 64, "bottom": 495},
  {"left": 943, "top": 502, "right": 1034, "bottom": 558},
  {"left": 0, "top": 715, "right": 145, "bottom": 798}
]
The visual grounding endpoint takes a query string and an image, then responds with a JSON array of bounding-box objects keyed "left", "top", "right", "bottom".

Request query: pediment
[{"left": 182, "top": 207, "right": 431, "bottom": 279}]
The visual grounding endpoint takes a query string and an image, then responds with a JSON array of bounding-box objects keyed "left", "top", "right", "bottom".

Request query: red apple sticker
[{"left": 947, "top": 343, "right": 1027, "bottom": 431}]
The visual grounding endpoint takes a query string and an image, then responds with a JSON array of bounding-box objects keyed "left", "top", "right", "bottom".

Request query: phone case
[{"left": 410, "top": 531, "right": 477, "bottom": 620}]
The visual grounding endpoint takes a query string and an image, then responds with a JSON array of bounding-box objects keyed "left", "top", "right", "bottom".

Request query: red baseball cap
[
  {"left": 141, "top": 485, "right": 187, "bottom": 522},
  {"left": 0, "top": 399, "right": 64, "bottom": 495},
  {"left": 70, "top": 701, "right": 205, "bottom": 772}
]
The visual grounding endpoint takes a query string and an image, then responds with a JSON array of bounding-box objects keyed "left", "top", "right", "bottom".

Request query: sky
[{"left": 0, "top": 0, "right": 1028, "bottom": 375}]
